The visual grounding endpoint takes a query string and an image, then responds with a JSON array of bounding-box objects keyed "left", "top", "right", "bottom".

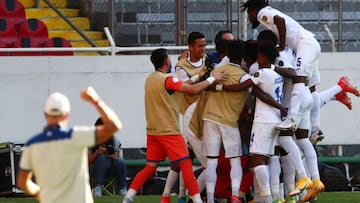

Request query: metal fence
[{"left": 77, "top": 0, "right": 360, "bottom": 52}]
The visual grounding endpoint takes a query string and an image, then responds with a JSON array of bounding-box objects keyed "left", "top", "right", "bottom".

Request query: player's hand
[
  {"left": 207, "top": 82, "right": 218, "bottom": 91},
  {"left": 279, "top": 105, "right": 287, "bottom": 118},
  {"left": 212, "top": 71, "right": 228, "bottom": 81},
  {"left": 81, "top": 86, "right": 100, "bottom": 104},
  {"left": 276, "top": 46, "right": 285, "bottom": 52},
  {"left": 198, "top": 66, "right": 207, "bottom": 78},
  {"left": 178, "top": 51, "right": 189, "bottom": 60},
  {"left": 97, "top": 146, "right": 107, "bottom": 155}
]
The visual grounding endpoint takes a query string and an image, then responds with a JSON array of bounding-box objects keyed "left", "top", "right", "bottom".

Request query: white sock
[
  {"left": 254, "top": 165, "right": 272, "bottom": 202},
  {"left": 278, "top": 136, "right": 307, "bottom": 179},
  {"left": 178, "top": 172, "right": 186, "bottom": 197},
  {"left": 280, "top": 155, "right": 296, "bottom": 196},
  {"left": 230, "top": 157, "right": 242, "bottom": 197},
  {"left": 253, "top": 174, "right": 261, "bottom": 203},
  {"left": 296, "top": 138, "right": 320, "bottom": 180},
  {"left": 162, "top": 169, "right": 179, "bottom": 196},
  {"left": 191, "top": 193, "right": 203, "bottom": 203},
  {"left": 288, "top": 83, "right": 305, "bottom": 118},
  {"left": 268, "top": 156, "right": 281, "bottom": 200},
  {"left": 279, "top": 182, "right": 285, "bottom": 199},
  {"left": 124, "top": 188, "right": 137, "bottom": 201},
  {"left": 319, "top": 85, "right": 342, "bottom": 107},
  {"left": 196, "top": 169, "right": 206, "bottom": 193},
  {"left": 311, "top": 91, "right": 321, "bottom": 133},
  {"left": 206, "top": 158, "right": 218, "bottom": 203}
]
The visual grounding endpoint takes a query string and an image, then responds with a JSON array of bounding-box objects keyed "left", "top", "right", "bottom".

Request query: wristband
[
  {"left": 206, "top": 76, "right": 216, "bottom": 84},
  {"left": 215, "top": 84, "right": 223, "bottom": 91},
  {"left": 190, "top": 74, "right": 200, "bottom": 83}
]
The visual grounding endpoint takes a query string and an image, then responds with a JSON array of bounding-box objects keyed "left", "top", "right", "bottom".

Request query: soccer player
[
  {"left": 203, "top": 40, "right": 286, "bottom": 203},
  {"left": 248, "top": 42, "right": 284, "bottom": 203},
  {"left": 242, "top": 1, "right": 326, "bottom": 199},
  {"left": 161, "top": 32, "right": 209, "bottom": 203},
  {"left": 176, "top": 31, "right": 208, "bottom": 115},
  {"left": 122, "top": 48, "right": 227, "bottom": 203},
  {"left": 202, "top": 40, "right": 247, "bottom": 203},
  {"left": 17, "top": 87, "right": 123, "bottom": 203}
]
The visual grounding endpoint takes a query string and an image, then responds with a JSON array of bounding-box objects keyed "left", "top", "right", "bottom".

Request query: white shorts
[
  {"left": 249, "top": 122, "right": 279, "bottom": 156},
  {"left": 203, "top": 120, "right": 242, "bottom": 158},
  {"left": 294, "top": 87, "right": 313, "bottom": 130},
  {"left": 295, "top": 37, "right": 321, "bottom": 79},
  {"left": 307, "top": 64, "right": 321, "bottom": 88}
]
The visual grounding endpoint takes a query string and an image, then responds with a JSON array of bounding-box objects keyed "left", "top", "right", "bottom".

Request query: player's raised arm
[{"left": 81, "top": 86, "right": 123, "bottom": 145}]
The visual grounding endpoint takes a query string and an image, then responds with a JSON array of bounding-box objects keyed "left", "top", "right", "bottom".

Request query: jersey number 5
[{"left": 296, "top": 57, "right": 302, "bottom": 67}]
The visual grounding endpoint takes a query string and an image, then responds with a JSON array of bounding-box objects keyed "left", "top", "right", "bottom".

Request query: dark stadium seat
[
  {"left": 0, "top": 39, "right": 9, "bottom": 56},
  {"left": 10, "top": 37, "right": 41, "bottom": 56},
  {"left": 0, "top": 0, "right": 26, "bottom": 28},
  {"left": 18, "top": 18, "right": 49, "bottom": 46},
  {"left": 43, "top": 37, "right": 73, "bottom": 56},
  {"left": 0, "top": 18, "right": 17, "bottom": 47}
]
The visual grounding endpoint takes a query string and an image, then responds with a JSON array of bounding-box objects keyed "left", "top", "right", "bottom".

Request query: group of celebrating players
[{"left": 123, "top": 0, "right": 360, "bottom": 203}]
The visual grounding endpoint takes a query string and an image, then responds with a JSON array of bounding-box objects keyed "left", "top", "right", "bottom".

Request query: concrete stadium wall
[{"left": 0, "top": 53, "right": 359, "bottom": 147}]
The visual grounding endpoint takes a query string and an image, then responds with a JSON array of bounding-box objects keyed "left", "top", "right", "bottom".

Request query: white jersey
[
  {"left": 215, "top": 56, "right": 230, "bottom": 68},
  {"left": 19, "top": 125, "right": 96, "bottom": 203},
  {"left": 275, "top": 46, "right": 297, "bottom": 108},
  {"left": 253, "top": 66, "right": 284, "bottom": 123},
  {"left": 257, "top": 6, "right": 314, "bottom": 50}
]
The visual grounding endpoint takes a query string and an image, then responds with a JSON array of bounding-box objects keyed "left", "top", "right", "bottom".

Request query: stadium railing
[{"left": 0, "top": 26, "right": 216, "bottom": 56}]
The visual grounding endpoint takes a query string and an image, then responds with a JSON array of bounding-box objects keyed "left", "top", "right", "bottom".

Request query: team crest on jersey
[
  {"left": 278, "top": 60, "right": 284, "bottom": 66},
  {"left": 262, "top": 16, "right": 268, "bottom": 21},
  {"left": 254, "top": 72, "right": 260, "bottom": 77}
]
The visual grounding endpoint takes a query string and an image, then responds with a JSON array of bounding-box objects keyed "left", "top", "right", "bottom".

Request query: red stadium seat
[
  {"left": 0, "top": 18, "right": 17, "bottom": 47},
  {"left": 0, "top": 0, "right": 26, "bottom": 28},
  {"left": 43, "top": 37, "right": 74, "bottom": 56},
  {"left": 18, "top": 18, "right": 48, "bottom": 46},
  {"left": 10, "top": 37, "right": 41, "bottom": 56},
  {"left": 0, "top": 39, "right": 10, "bottom": 56}
]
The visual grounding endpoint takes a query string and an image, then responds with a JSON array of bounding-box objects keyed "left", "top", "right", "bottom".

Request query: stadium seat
[
  {"left": 10, "top": 37, "right": 41, "bottom": 56},
  {"left": 43, "top": 37, "right": 74, "bottom": 56},
  {"left": 0, "top": 39, "right": 9, "bottom": 56},
  {"left": 0, "top": 0, "right": 26, "bottom": 28},
  {"left": 0, "top": 18, "right": 17, "bottom": 47},
  {"left": 18, "top": 18, "right": 49, "bottom": 46}
]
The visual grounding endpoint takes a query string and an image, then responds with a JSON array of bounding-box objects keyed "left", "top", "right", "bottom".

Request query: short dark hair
[
  {"left": 215, "top": 30, "right": 232, "bottom": 44},
  {"left": 242, "top": 0, "right": 268, "bottom": 12},
  {"left": 151, "top": 48, "right": 168, "bottom": 70},
  {"left": 228, "top": 40, "right": 244, "bottom": 62},
  {"left": 257, "top": 30, "right": 278, "bottom": 45},
  {"left": 215, "top": 39, "right": 231, "bottom": 55},
  {"left": 244, "top": 40, "right": 258, "bottom": 62},
  {"left": 188, "top": 32, "right": 205, "bottom": 45},
  {"left": 257, "top": 42, "right": 279, "bottom": 63}
]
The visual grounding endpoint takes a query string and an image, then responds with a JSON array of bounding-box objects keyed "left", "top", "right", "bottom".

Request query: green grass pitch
[{"left": 0, "top": 192, "right": 360, "bottom": 203}]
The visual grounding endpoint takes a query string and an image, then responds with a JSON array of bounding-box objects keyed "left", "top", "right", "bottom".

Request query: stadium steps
[{"left": 19, "top": 0, "right": 109, "bottom": 55}]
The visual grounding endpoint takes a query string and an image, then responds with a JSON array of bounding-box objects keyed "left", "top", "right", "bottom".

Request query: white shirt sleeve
[
  {"left": 70, "top": 126, "right": 96, "bottom": 148},
  {"left": 175, "top": 66, "right": 190, "bottom": 82},
  {"left": 257, "top": 6, "right": 276, "bottom": 25},
  {"left": 19, "top": 146, "right": 32, "bottom": 171}
]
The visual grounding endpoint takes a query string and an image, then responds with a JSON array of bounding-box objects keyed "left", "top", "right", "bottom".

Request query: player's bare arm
[
  {"left": 81, "top": 86, "right": 123, "bottom": 145},
  {"left": 274, "top": 67, "right": 296, "bottom": 79},
  {"left": 274, "top": 15, "right": 286, "bottom": 51},
  {"left": 17, "top": 171, "right": 40, "bottom": 201},
  {"left": 209, "top": 78, "right": 255, "bottom": 92},
  {"left": 179, "top": 71, "right": 228, "bottom": 95},
  {"left": 251, "top": 86, "right": 286, "bottom": 117}
]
